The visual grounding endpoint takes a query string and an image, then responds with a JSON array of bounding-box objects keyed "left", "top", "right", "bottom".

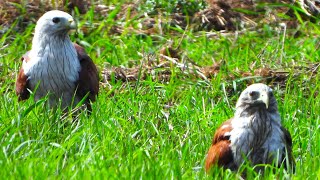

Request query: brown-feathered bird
[
  {"left": 16, "top": 10, "right": 99, "bottom": 111},
  {"left": 205, "top": 83, "right": 294, "bottom": 173}
]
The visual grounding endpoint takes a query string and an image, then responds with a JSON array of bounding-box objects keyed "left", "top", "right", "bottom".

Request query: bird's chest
[
  {"left": 25, "top": 51, "right": 80, "bottom": 105},
  {"left": 230, "top": 115, "right": 285, "bottom": 165}
]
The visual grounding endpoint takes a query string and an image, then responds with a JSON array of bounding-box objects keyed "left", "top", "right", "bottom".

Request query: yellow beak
[
  {"left": 257, "top": 91, "right": 269, "bottom": 109},
  {"left": 68, "top": 18, "right": 77, "bottom": 29}
]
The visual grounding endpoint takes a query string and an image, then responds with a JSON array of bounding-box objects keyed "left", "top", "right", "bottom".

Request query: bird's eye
[
  {"left": 249, "top": 91, "right": 259, "bottom": 97},
  {"left": 52, "top": 17, "right": 60, "bottom": 23}
]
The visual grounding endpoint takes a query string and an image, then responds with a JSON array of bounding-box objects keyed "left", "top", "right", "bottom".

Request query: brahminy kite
[
  {"left": 16, "top": 10, "right": 99, "bottom": 111},
  {"left": 205, "top": 83, "right": 294, "bottom": 173}
]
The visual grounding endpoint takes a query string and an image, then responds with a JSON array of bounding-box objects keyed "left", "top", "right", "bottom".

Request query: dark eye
[
  {"left": 249, "top": 91, "right": 259, "bottom": 97},
  {"left": 52, "top": 17, "right": 60, "bottom": 23}
]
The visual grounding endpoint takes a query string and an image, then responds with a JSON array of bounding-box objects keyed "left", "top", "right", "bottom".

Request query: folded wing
[
  {"left": 74, "top": 43, "right": 99, "bottom": 111},
  {"left": 16, "top": 52, "right": 31, "bottom": 101},
  {"left": 205, "top": 119, "right": 236, "bottom": 172}
]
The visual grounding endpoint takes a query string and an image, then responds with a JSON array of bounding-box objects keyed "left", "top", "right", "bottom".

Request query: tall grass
[{"left": 0, "top": 1, "right": 319, "bottom": 179}]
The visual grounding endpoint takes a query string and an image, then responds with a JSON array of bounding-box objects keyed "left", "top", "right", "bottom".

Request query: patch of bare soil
[
  {"left": 92, "top": 0, "right": 320, "bottom": 36},
  {"left": 0, "top": 0, "right": 89, "bottom": 33},
  {"left": 202, "top": 0, "right": 320, "bottom": 30},
  {"left": 2, "top": 0, "right": 320, "bottom": 35},
  {"left": 192, "top": 2, "right": 242, "bottom": 31}
]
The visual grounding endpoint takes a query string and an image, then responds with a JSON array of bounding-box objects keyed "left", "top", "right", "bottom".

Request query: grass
[{"left": 0, "top": 1, "right": 319, "bottom": 179}]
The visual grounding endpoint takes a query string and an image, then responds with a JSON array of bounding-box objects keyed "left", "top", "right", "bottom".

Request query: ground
[{"left": 0, "top": 0, "right": 319, "bottom": 179}]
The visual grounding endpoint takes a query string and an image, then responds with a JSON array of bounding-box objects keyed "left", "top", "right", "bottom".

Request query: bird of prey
[
  {"left": 205, "top": 83, "right": 294, "bottom": 173},
  {"left": 16, "top": 10, "right": 99, "bottom": 111}
]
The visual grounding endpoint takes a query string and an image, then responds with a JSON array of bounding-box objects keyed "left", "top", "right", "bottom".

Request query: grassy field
[{"left": 0, "top": 1, "right": 319, "bottom": 179}]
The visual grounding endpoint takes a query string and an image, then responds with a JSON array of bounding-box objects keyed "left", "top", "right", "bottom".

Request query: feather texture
[
  {"left": 16, "top": 10, "right": 99, "bottom": 110},
  {"left": 74, "top": 43, "right": 99, "bottom": 111},
  {"left": 205, "top": 83, "right": 294, "bottom": 173}
]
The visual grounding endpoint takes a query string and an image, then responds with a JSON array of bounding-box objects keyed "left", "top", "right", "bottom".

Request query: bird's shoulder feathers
[
  {"left": 205, "top": 118, "right": 236, "bottom": 172},
  {"left": 16, "top": 52, "right": 31, "bottom": 101}
]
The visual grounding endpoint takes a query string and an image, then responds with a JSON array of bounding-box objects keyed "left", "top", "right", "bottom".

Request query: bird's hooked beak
[
  {"left": 257, "top": 90, "right": 269, "bottom": 109},
  {"left": 68, "top": 18, "right": 77, "bottom": 29}
]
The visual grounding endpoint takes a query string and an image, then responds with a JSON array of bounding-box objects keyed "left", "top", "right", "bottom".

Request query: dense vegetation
[{"left": 0, "top": 0, "right": 319, "bottom": 179}]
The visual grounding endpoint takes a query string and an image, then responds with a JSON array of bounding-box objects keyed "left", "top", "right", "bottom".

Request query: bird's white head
[
  {"left": 236, "top": 83, "right": 277, "bottom": 110},
  {"left": 35, "top": 10, "right": 76, "bottom": 36}
]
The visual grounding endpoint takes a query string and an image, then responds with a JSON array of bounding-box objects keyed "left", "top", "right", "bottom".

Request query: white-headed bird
[
  {"left": 16, "top": 10, "right": 99, "bottom": 111},
  {"left": 205, "top": 83, "right": 294, "bottom": 173}
]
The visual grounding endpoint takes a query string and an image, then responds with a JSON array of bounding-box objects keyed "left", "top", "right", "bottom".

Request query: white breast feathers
[
  {"left": 229, "top": 111, "right": 286, "bottom": 167},
  {"left": 23, "top": 35, "right": 81, "bottom": 108}
]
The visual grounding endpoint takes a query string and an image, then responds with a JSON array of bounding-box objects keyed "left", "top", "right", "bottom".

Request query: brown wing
[
  {"left": 205, "top": 118, "right": 236, "bottom": 172},
  {"left": 74, "top": 43, "right": 99, "bottom": 111},
  {"left": 16, "top": 52, "right": 31, "bottom": 101},
  {"left": 281, "top": 126, "right": 295, "bottom": 171}
]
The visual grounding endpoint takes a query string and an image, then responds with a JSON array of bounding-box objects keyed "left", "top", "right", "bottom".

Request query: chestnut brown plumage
[
  {"left": 16, "top": 10, "right": 99, "bottom": 111},
  {"left": 205, "top": 83, "right": 294, "bottom": 173}
]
